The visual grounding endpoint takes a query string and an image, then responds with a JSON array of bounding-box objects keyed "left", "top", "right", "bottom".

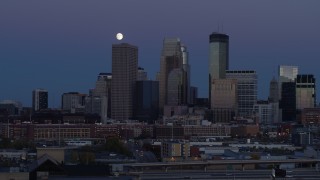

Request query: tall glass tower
[
  {"left": 209, "top": 33, "right": 229, "bottom": 106},
  {"left": 159, "top": 38, "right": 183, "bottom": 112}
]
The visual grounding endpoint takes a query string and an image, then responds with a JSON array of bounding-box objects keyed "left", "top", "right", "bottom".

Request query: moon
[{"left": 116, "top": 33, "right": 123, "bottom": 40}]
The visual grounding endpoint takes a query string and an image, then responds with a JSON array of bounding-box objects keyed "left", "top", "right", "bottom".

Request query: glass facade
[
  {"left": 209, "top": 33, "right": 229, "bottom": 106},
  {"left": 280, "top": 82, "right": 296, "bottom": 122},
  {"left": 134, "top": 80, "right": 159, "bottom": 124}
]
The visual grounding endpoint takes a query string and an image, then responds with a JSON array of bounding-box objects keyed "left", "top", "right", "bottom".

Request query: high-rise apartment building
[
  {"left": 32, "top": 88, "right": 48, "bottom": 112},
  {"left": 111, "top": 43, "right": 138, "bottom": 121},
  {"left": 159, "top": 38, "right": 184, "bottom": 112},
  {"left": 226, "top": 70, "right": 257, "bottom": 117},
  {"left": 209, "top": 33, "right": 229, "bottom": 105},
  {"left": 296, "top": 74, "right": 316, "bottom": 110}
]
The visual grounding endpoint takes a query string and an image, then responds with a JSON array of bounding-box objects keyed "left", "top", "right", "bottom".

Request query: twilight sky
[{"left": 1, "top": 0, "right": 320, "bottom": 107}]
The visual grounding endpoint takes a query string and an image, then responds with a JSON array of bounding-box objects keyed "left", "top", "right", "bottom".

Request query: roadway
[
  {"left": 138, "top": 169, "right": 320, "bottom": 180},
  {"left": 126, "top": 158, "right": 320, "bottom": 168}
]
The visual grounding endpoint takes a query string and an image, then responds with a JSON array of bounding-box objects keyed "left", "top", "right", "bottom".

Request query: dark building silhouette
[
  {"left": 269, "top": 77, "right": 279, "bottom": 102},
  {"left": 111, "top": 43, "right": 138, "bottom": 121},
  {"left": 280, "top": 82, "right": 296, "bottom": 122},
  {"left": 32, "top": 89, "right": 48, "bottom": 112},
  {"left": 134, "top": 80, "right": 159, "bottom": 124}
]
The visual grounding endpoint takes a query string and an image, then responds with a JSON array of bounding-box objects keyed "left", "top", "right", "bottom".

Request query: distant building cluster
[{"left": 0, "top": 32, "right": 319, "bottom": 147}]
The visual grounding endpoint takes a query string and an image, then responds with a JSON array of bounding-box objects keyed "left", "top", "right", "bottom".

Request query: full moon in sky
[{"left": 116, "top": 33, "right": 123, "bottom": 40}]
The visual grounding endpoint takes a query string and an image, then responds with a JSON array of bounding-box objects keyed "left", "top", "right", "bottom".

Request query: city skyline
[{"left": 1, "top": 1, "right": 320, "bottom": 107}]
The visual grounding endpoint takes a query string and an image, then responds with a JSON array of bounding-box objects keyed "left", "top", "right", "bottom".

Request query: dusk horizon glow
[{"left": 1, "top": 0, "right": 320, "bottom": 107}]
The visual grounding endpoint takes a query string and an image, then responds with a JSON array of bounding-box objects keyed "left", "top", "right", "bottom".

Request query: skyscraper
[
  {"left": 111, "top": 43, "right": 138, "bottom": 121},
  {"left": 296, "top": 74, "right": 316, "bottom": 110},
  {"left": 279, "top": 65, "right": 298, "bottom": 96},
  {"left": 226, "top": 70, "right": 257, "bottom": 117},
  {"left": 211, "top": 79, "right": 237, "bottom": 123},
  {"left": 159, "top": 38, "right": 183, "bottom": 112},
  {"left": 167, "top": 68, "right": 187, "bottom": 105},
  {"left": 211, "top": 79, "right": 237, "bottom": 110},
  {"left": 209, "top": 33, "right": 229, "bottom": 106},
  {"left": 279, "top": 65, "right": 298, "bottom": 82},
  {"left": 278, "top": 65, "right": 298, "bottom": 122},
  {"left": 280, "top": 82, "right": 296, "bottom": 122},
  {"left": 181, "top": 45, "right": 190, "bottom": 104},
  {"left": 86, "top": 73, "right": 112, "bottom": 122},
  {"left": 32, "top": 88, "right": 48, "bottom": 112},
  {"left": 268, "top": 77, "right": 280, "bottom": 123},
  {"left": 269, "top": 77, "right": 279, "bottom": 103},
  {"left": 134, "top": 80, "right": 159, "bottom": 124}
]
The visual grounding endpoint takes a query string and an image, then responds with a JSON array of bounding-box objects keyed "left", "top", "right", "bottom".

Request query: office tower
[
  {"left": 279, "top": 65, "right": 298, "bottom": 82},
  {"left": 181, "top": 45, "right": 190, "bottom": 104},
  {"left": 211, "top": 79, "right": 237, "bottom": 109},
  {"left": 94, "top": 73, "right": 112, "bottom": 120},
  {"left": 253, "top": 101, "right": 273, "bottom": 124},
  {"left": 280, "top": 82, "right": 296, "bottom": 122},
  {"left": 209, "top": 33, "right": 229, "bottom": 106},
  {"left": 167, "top": 69, "right": 187, "bottom": 106},
  {"left": 85, "top": 73, "right": 112, "bottom": 123},
  {"left": 32, "top": 88, "right": 48, "bottom": 112},
  {"left": 61, "top": 92, "right": 86, "bottom": 113},
  {"left": 279, "top": 65, "right": 298, "bottom": 96},
  {"left": 93, "top": 73, "right": 112, "bottom": 97},
  {"left": 159, "top": 38, "right": 183, "bottom": 111},
  {"left": 111, "top": 43, "right": 138, "bottom": 121},
  {"left": 296, "top": 74, "right": 316, "bottom": 110},
  {"left": 267, "top": 77, "right": 280, "bottom": 124},
  {"left": 134, "top": 80, "right": 159, "bottom": 124},
  {"left": 211, "top": 79, "right": 237, "bottom": 123},
  {"left": 137, "top": 67, "right": 148, "bottom": 81},
  {"left": 269, "top": 77, "right": 279, "bottom": 102},
  {"left": 85, "top": 96, "right": 102, "bottom": 115},
  {"left": 226, "top": 70, "right": 257, "bottom": 117}
]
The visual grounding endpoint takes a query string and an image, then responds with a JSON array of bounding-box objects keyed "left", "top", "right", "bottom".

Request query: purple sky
[{"left": 1, "top": 0, "right": 320, "bottom": 107}]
